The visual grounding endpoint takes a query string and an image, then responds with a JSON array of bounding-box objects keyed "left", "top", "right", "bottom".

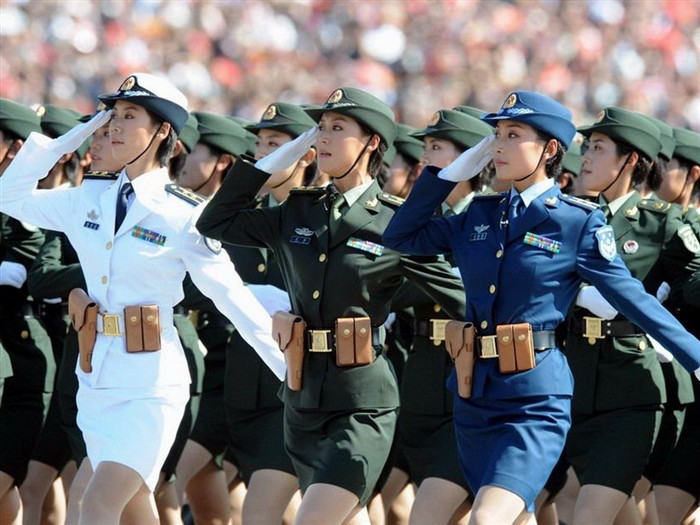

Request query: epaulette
[
  {"left": 289, "top": 186, "right": 326, "bottom": 196},
  {"left": 560, "top": 194, "right": 600, "bottom": 211},
  {"left": 164, "top": 183, "right": 205, "bottom": 206},
  {"left": 638, "top": 198, "right": 672, "bottom": 214},
  {"left": 83, "top": 171, "right": 119, "bottom": 181},
  {"left": 377, "top": 192, "right": 405, "bottom": 207},
  {"left": 473, "top": 192, "right": 507, "bottom": 200}
]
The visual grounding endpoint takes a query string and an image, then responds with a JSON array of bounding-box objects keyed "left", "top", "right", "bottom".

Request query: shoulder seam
[{"left": 164, "top": 183, "right": 205, "bottom": 206}]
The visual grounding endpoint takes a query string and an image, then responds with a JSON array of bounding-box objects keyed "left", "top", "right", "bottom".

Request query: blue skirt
[{"left": 452, "top": 393, "right": 571, "bottom": 512}]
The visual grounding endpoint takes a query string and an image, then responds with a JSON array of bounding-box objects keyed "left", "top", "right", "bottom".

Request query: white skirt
[{"left": 76, "top": 379, "right": 189, "bottom": 490}]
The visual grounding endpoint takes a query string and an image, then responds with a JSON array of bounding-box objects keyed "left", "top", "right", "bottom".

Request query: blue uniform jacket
[{"left": 383, "top": 169, "right": 700, "bottom": 400}]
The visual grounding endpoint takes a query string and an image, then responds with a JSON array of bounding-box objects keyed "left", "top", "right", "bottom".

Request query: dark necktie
[
  {"left": 114, "top": 182, "right": 134, "bottom": 233},
  {"left": 329, "top": 194, "right": 347, "bottom": 237},
  {"left": 509, "top": 194, "right": 524, "bottom": 226},
  {"left": 600, "top": 204, "right": 611, "bottom": 221}
]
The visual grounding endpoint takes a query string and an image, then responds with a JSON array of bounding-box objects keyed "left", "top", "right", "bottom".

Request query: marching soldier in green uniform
[
  {"left": 0, "top": 98, "right": 54, "bottom": 523},
  {"left": 222, "top": 102, "right": 319, "bottom": 524},
  {"left": 653, "top": 127, "right": 700, "bottom": 525},
  {"left": 174, "top": 111, "right": 253, "bottom": 525},
  {"left": 197, "top": 87, "right": 465, "bottom": 525},
  {"left": 562, "top": 107, "right": 700, "bottom": 525}
]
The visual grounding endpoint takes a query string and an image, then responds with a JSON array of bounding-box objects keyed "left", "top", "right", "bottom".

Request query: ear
[
  {"left": 367, "top": 134, "right": 381, "bottom": 153},
  {"left": 216, "top": 153, "right": 234, "bottom": 172},
  {"left": 157, "top": 122, "right": 172, "bottom": 140},
  {"left": 557, "top": 172, "right": 571, "bottom": 189},
  {"left": 626, "top": 150, "right": 640, "bottom": 169},
  {"left": 80, "top": 152, "right": 92, "bottom": 168},
  {"left": 7, "top": 139, "right": 24, "bottom": 160},
  {"left": 544, "top": 139, "right": 558, "bottom": 159},
  {"left": 57, "top": 152, "right": 74, "bottom": 165},
  {"left": 172, "top": 140, "right": 185, "bottom": 157},
  {"left": 298, "top": 147, "right": 317, "bottom": 167}
]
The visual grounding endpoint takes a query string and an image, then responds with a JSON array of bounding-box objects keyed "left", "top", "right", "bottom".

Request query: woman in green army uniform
[
  {"left": 0, "top": 98, "right": 53, "bottom": 524},
  {"left": 222, "top": 102, "right": 318, "bottom": 525},
  {"left": 197, "top": 87, "right": 465, "bottom": 525},
  {"left": 653, "top": 127, "right": 700, "bottom": 525},
  {"left": 563, "top": 107, "right": 700, "bottom": 525}
]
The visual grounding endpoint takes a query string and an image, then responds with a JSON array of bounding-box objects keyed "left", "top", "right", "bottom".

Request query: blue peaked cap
[{"left": 481, "top": 91, "right": 576, "bottom": 149}]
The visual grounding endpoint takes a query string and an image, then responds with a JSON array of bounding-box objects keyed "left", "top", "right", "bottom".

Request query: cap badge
[
  {"left": 595, "top": 110, "right": 606, "bottom": 123},
  {"left": 327, "top": 89, "right": 343, "bottom": 104},
  {"left": 623, "top": 240, "right": 639, "bottom": 254},
  {"left": 502, "top": 94, "right": 517, "bottom": 109},
  {"left": 35, "top": 105, "right": 46, "bottom": 118},
  {"left": 96, "top": 101, "right": 107, "bottom": 111},
  {"left": 429, "top": 111, "right": 441, "bottom": 126},
  {"left": 262, "top": 105, "right": 277, "bottom": 121},
  {"left": 119, "top": 76, "right": 136, "bottom": 92}
]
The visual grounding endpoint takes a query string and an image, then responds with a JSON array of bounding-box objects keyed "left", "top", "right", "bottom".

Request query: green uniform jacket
[
  {"left": 564, "top": 194, "right": 700, "bottom": 413},
  {"left": 197, "top": 158, "right": 465, "bottom": 410}
]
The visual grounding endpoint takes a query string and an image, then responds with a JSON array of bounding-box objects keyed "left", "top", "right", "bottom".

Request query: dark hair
[
  {"left": 534, "top": 129, "right": 565, "bottom": 179},
  {"left": 556, "top": 171, "right": 574, "bottom": 194},
  {"left": 358, "top": 122, "right": 387, "bottom": 178},
  {"left": 674, "top": 157, "right": 700, "bottom": 202},
  {"left": 144, "top": 109, "right": 178, "bottom": 167},
  {"left": 645, "top": 156, "right": 666, "bottom": 192},
  {"left": 168, "top": 149, "right": 187, "bottom": 180},
  {"left": 614, "top": 140, "right": 652, "bottom": 188},
  {"left": 302, "top": 159, "right": 318, "bottom": 186},
  {"left": 64, "top": 153, "right": 80, "bottom": 183}
]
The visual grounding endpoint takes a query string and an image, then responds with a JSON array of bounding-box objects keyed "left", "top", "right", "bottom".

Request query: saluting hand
[
  {"left": 255, "top": 127, "right": 319, "bottom": 175},
  {"left": 45, "top": 109, "right": 112, "bottom": 156},
  {"left": 438, "top": 134, "right": 495, "bottom": 182}
]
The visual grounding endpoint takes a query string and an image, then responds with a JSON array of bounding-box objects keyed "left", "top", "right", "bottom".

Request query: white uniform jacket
[{"left": 0, "top": 134, "right": 285, "bottom": 388}]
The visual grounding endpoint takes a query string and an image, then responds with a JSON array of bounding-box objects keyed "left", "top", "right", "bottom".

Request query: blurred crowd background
[{"left": 1, "top": 0, "right": 699, "bottom": 130}]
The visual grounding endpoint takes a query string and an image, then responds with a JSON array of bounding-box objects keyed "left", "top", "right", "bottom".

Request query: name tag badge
[
  {"left": 83, "top": 221, "right": 100, "bottom": 230},
  {"left": 290, "top": 235, "right": 311, "bottom": 245},
  {"left": 523, "top": 232, "right": 561, "bottom": 254},
  {"left": 131, "top": 226, "right": 166, "bottom": 246},
  {"left": 469, "top": 224, "right": 489, "bottom": 241},
  {"left": 347, "top": 237, "right": 384, "bottom": 256}
]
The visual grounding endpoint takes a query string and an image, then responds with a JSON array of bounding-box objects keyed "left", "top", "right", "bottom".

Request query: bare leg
[
  {"left": 639, "top": 491, "right": 659, "bottom": 525},
  {"left": 410, "top": 477, "right": 469, "bottom": 525},
  {"left": 120, "top": 483, "right": 159, "bottom": 525},
  {"left": 242, "top": 469, "right": 298, "bottom": 525},
  {"left": 174, "top": 440, "right": 213, "bottom": 504},
  {"left": 468, "top": 485, "right": 526, "bottom": 525},
  {"left": 344, "top": 506, "right": 372, "bottom": 525},
  {"left": 228, "top": 477, "right": 246, "bottom": 525},
  {"left": 77, "top": 461, "right": 155, "bottom": 525},
  {"left": 295, "top": 483, "right": 359, "bottom": 525},
  {"left": 573, "top": 484, "right": 630, "bottom": 525},
  {"left": 654, "top": 485, "right": 696, "bottom": 525},
  {"left": 552, "top": 466, "right": 579, "bottom": 525},
  {"left": 184, "top": 461, "right": 230, "bottom": 525},
  {"left": 612, "top": 497, "right": 642, "bottom": 525},
  {"left": 39, "top": 475, "right": 68, "bottom": 525},
  {"left": 1, "top": 471, "right": 16, "bottom": 501},
  {"left": 154, "top": 474, "right": 183, "bottom": 525},
  {"left": 367, "top": 491, "right": 385, "bottom": 525},
  {"left": 448, "top": 498, "right": 472, "bottom": 525},
  {"left": 19, "top": 461, "right": 58, "bottom": 525},
  {"left": 65, "top": 459, "right": 92, "bottom": 525},
  {"left": 381, "top": 469, "right": 411, "bottom": 525},
  {"left": 0, "top": 485, "right": 23, "bottom": 525},
  {"left": 282, "top": 490, "right": 301, "bottom": 525}
]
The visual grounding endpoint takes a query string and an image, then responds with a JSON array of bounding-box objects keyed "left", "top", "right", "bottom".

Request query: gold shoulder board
[{"left": 164, "top": 183, "right": 205, "bottom": 206}]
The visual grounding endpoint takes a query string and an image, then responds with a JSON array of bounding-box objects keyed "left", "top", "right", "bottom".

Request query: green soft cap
[
  {"left": 672, "top": 128, "right": 700, "bottom": 166},
  {"left": 305, "top": 87, "right": 396, "bottom": 146},
  {"left": 178, "top": 114, "right": 201, "bottom": 154},
  {"left": 0, "top": 98, "right": 42, "bottom": 140},
  {"left": 561, "top": 141, "right": 582, "bottom": 176},
  {"left": 643, "top": 115, "right": 675, "bottom": 161},
  {"left": 414, "top": 109, "right": 493, "bottom": 151},
  {"left": 247, "top": 102, "right": 317, "bottom": 138},
  {"left": 194, "top": 111, "right": 251, "bottom": 157},
  {"left": 578, "top": 107, "right": 662, "bottom": 161}
]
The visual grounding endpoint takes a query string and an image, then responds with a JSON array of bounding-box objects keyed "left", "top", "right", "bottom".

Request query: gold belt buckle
[
  {"left": 101, "top": 314, "right": 122, "bottom": 337},
  {"left": 583, "top": 317, "right": 604, "bottom": 340},
  {"left": 479, "top": 335, "right": 498, "bottom": 358},
  {"left": 308, "top": 330, "right": 332, "bottom": 352},
  {"left": 430, "top": 319, "right": 449, "bottom": 341}
]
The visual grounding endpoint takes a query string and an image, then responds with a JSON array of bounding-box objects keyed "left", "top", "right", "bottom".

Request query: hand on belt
[
  {"left": 306, "top": 326, "right": 385, "bottom": 352},
  {"left": 476, "top": 330, "right": 557, "bottom": 358}
]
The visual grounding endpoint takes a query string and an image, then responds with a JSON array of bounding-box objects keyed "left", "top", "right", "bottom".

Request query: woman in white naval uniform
[{"left": 0, "top": 73, "right": 284, "bottom": 525}]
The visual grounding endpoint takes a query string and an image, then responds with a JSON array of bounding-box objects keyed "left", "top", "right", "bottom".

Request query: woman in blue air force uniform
[{"left": 383, "top": 90, "right": 700, "bottom": 524}]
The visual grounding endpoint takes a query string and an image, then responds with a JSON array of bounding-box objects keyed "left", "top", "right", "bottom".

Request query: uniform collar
[
  {"left": 604, "top": 190, "right": 636, "bottom": 216},
  {"left": 340, "top": 179, "right": 374, "bottom": 207},
  {"left": 510, "top": 177, "right": 555, "bottom": 208}
]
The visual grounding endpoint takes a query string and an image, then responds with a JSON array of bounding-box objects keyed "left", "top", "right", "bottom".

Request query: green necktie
[{"left": 330, "top": 195, "right": 346, "bottom": 236}]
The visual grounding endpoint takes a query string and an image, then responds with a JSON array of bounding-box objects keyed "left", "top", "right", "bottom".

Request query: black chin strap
[
  {"left": 125, "top": 125, "right": 162, "bottom": 166},
  {"left": 191, "top": 155, "right": 221, "bottom": 194},
  {"left": 270, "top": 160, "right": 302, "bottom": 189},
  {"left": 600, "top": 153, "right": 632, "bottom": 196},
  {"left": 515, "top": 142, "right": 549, "bottom": 182},
  {"left": 333, "top": 136, "right": 373, "bottom": 181}
]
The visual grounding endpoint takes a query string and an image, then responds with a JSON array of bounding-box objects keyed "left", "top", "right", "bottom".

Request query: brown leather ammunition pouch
[
  {"left": 124, "top": 305, "right": 162, "bottom": 353},
  {"left": 68, "top": 289, "right": 98, "bottom": 373},
  {"left": 496, "top": 323, "right": 535, "bottom": 374},
  {"left": 335, "top": 317, "right": 374, "bottom": 367},
  {"left": 444, "top": 321, "right": 476, "bottom": 398},
  {"left": 271, "top": 311, "right": 306, "bottom": 391}
]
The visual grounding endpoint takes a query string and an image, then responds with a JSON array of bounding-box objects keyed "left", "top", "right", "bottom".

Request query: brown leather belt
[
  {"left": 476, "top": 330, "right": 557, "bottom": 358},
  {"left": 569, "top": 317, "right": 643, "bottom": 339},
  {"left": 306, "top": 326, "right": 384, "bottom": 352}
]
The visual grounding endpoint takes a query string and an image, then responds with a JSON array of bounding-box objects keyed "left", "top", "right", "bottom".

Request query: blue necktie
[
  {"left": 510, "top": 194, "right": 524, "bottom": 225},
  {"left": 114, "top": 182, "right": 133, "bottom": 233}
]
